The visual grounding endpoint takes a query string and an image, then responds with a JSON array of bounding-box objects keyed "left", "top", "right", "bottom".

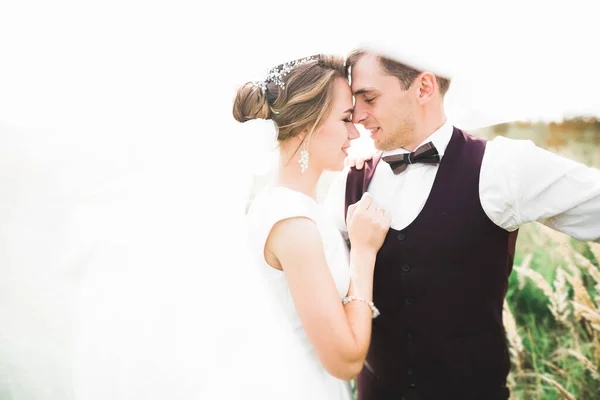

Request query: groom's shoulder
[
  {"left": 345, "top": 152, "right": 383, "bottom": 190},
  {"left": 453, "top": 126, "right": 488, "bottom": 143}
]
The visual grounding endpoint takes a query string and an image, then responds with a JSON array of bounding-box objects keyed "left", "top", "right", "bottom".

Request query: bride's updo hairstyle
[{"left": 233, "top": 54, "right": 346, "bottom": 143}]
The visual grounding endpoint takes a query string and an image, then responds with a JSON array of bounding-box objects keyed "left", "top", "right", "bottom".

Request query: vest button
[
  {"left": 408, "top": 367, "right": 416, "bottom": 387},
  {"left": 405, "top": 297, "right": 414, "bottom": 305},
  {"left": 396, "top": 233, "right": 406, "bottom": 241},
  {"left": 402, "top": 264, "right": 411, "bottom": 272}
]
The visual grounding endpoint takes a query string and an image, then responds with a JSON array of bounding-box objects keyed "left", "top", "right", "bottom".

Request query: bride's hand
[{"left": 346, "top": 192, "right": 391, "bottom": 254}]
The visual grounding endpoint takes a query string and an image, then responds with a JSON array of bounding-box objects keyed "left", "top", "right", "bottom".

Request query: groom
[{"left": 325, "top": 44, "right": 600, "bottom": 400}]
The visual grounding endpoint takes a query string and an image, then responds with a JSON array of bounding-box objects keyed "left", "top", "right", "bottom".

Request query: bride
[
  {"left": 0, "top": 54, "right": 390, "bottom": 400},
  {"left": 232, "top": 54, "right": 391, "bottom": 399}
]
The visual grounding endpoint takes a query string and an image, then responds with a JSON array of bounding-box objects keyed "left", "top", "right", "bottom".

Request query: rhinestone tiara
[{"left": 254, "top": 56, "right": 318, "bottom": 92}]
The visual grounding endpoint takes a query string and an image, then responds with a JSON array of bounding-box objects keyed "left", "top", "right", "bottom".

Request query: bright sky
[
  {"left": 1, "top": 2, "right": 598, "bottom": 127},
  {"left": 0, "top": 0, "right": 598, "bottom": 191}
]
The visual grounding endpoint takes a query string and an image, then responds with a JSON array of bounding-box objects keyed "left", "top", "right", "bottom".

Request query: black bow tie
[{"left": 381, "top": 142, "right": 440, "bottom": 174}]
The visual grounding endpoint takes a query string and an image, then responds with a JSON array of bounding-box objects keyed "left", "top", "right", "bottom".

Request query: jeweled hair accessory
[{"left": 256, "top": 56, "right": 318, "bottom": 92}]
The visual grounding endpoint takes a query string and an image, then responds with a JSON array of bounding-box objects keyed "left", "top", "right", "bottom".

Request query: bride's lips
[{"left": 342, "top": 146, "right": 350, "bottom": 155}]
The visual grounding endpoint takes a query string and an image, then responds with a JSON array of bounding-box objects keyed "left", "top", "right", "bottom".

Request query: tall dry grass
[{"left": 504, "top": 224, "right": 600, "bottom": 399}]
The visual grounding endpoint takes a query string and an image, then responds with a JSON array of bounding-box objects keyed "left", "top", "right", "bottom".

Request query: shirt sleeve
[{"left": 480, "top": 135, "right": 600, "bottom": 242}]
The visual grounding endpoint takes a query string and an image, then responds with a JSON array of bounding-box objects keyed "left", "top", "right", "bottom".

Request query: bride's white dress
[{"left": 245, "top": 185, "right": 353, "bottom": 400}]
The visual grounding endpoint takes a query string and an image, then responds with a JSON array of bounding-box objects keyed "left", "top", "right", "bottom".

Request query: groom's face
[{"left": 350, "top": 54, "right": 417, "bottom": 151}]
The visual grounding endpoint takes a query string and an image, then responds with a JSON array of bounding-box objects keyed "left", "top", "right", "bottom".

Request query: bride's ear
[
  {"left": 301, "top": 128, "right": 320, "bottom": 144},
  {"left": 294, "top": 132, "right": 309, "bottom": 148}
]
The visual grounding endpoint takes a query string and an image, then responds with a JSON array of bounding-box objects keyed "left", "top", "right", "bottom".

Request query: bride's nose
[
  {"left": 348, "top": 124, "right": 360, "bottom": 140},
  {"left": 352, "top": 108, "right": 367, "bottom": 125}
]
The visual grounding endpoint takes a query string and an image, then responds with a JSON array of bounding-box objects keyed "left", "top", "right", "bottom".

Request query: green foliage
[{"left": 505, "top": 224, "right": 600, "bottom": 399}]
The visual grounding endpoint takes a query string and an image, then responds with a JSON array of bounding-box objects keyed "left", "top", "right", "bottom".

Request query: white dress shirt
[{"left": 325, "top": 119, "right": 600, "bottom": 242}]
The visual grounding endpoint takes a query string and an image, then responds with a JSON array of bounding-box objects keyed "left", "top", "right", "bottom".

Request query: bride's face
[{"left": 309, "top": 77, "right": 359, "bottom": 171}]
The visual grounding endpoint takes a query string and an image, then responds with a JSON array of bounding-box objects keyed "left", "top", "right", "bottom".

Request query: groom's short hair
[{"left": 346, "top": 49, "right": 451, "bottom": 96}]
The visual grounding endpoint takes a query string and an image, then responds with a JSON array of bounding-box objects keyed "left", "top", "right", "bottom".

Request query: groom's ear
[{"left": 416, "top": 72, "right": 436, "bottom": 104}]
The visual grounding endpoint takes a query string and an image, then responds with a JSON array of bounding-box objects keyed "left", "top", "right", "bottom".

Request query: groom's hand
[{"left": 345, "top": 153, "right": 373, "bottom": 170}]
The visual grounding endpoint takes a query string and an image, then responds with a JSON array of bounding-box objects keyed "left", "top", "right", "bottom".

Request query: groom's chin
[{"left": 372, "top": 142, "right": 385, "bottom": 152}]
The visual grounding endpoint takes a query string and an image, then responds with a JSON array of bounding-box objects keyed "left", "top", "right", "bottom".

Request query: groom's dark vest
[{"left": 345, "top": 128, "right": 518, "bottom": 400}]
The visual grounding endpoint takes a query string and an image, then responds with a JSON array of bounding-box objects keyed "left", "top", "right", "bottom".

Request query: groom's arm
[{"left": 480, "top": 136, "right": 600, "bottom": 242}]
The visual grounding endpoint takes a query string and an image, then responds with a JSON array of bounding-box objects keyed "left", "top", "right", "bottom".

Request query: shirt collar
[{"left": 381, "top": 119, "right": 454, "bottom": 159}]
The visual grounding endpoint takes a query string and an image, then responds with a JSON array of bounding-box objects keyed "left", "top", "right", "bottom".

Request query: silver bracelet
[{"left": 342, "top": 295, "right": 380, "bottom": 319}]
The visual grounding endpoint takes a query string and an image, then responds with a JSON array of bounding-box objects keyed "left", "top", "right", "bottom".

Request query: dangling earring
[{"left": 299, "top": 142, "right": 309, "bottom": 173}]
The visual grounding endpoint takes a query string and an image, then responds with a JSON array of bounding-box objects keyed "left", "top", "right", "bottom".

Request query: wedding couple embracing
[{"left": 233, "top": 45, "right": 600, "bottom": 400}]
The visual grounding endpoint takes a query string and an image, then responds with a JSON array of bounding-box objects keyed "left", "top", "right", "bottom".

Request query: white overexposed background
[{"left": 0, "top": 1, "right": 598, "bottom": 399}]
